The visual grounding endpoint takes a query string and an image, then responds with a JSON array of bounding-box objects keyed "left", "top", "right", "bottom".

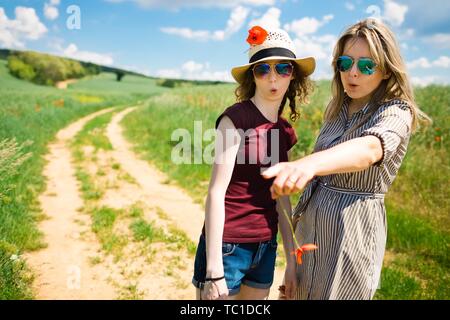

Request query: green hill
[{"left": 0, "top": 57, "right": 165, "bottom": 299}]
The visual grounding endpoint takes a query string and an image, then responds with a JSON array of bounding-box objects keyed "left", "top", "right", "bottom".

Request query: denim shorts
[{"left": 192, "top": 234, "right": 278, "bottom": 296}]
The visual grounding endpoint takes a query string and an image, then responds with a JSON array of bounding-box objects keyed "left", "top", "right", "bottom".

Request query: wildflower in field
[
  {"left": 291, "top": 244, "right": 318, "bottom": 265},
  {"left": 280, "top": 206, "right": 317, "bottom": 265},
  {"left": 53, "top": 99, "right": 65, "bottom": 108},
  {"left": 10, "top": 254, "right": 19, "bottom": 261}
]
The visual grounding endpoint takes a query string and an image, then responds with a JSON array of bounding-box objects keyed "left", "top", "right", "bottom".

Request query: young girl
[
  {"left": 191, "top": 26, "right": 315, "bottom": 300},
  {"left": 263, "top": 19, "right": 430, "bottom": 299}
]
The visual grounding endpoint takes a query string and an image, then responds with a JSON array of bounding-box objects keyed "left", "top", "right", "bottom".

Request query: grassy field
[
  {"left": 122, "top": 81, "right": 449, "bottom": 299},
  {"left": 0, "top": 58, "right": 165, "bottom": 299},
  {"left": 1, "top": 52, "right": 448, "bottom": 299}
]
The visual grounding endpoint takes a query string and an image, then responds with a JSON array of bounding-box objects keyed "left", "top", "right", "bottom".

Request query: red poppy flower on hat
[{"left": 246, "top": 26, "right": 268, "bottom": 45}]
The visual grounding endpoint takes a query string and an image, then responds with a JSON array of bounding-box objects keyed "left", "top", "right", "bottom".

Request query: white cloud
[
  {"left": 423, "top": 33, "right": 450, "bottom": 49},
  {"left": 283, "top": 14, "right": 336, "bottom": 80},
  {"left": 182, "top": 60, "right": 205, "bottom": 73},
  {"left": 155, "top": 68, "right": 182, "bottom": 79},
  {"left": 407, "top": 56, "right": 450, "bottom": 69},
  {"left": 0, "top": 7, "right": 48, "bottom": 48},
  {"left": 411, "top": 75, "right": 449, "bottom": 87},
  {"left": 294, "top": 34, "right": 336, "bottom": 61},
  {"left": 106, "top": 0, "right": 274, "bottom": 9},
  {"left": 407, "top": 57, "right": 432, "bottom": 69},
  {"left": 284, "top": 15, "right": 335, "bottom": 61},
  {"left": 284, "top": 14, "right": 333, "bottom": 37},
  {"left": 161, "top": 6, "right": 249, "bottom": 41},
  {"left": 155, "top": 60, "right": 233, "bottom": 82},
  {"left": 60, "top": 43, "right": 114, "bottom": 66},
  {"left": 383, "top": 0, "right": 408, "bottom": 27},
  {"left": 345, "top": 2, "right": 355, "bottom": 11},
  {"left": 44, "top": 3, "right": 59, "bottom": 20},
  {"left": 160, "top": 27, "right": 210, "bottom": 40},
  {"left": 434, "top": 56, "right": 450, "bottom": 68},
  {"left": 248, "top": 7, "right": 281, "bottom": 29},
  {"left": 399, "top": 1, "right": 450, "bottom": 37},
  {"left": 119, "top": 64, "right": 151, "bottom": 76},
  {"left": 223, "top": 6, "right": 250, "bottom": 36}
]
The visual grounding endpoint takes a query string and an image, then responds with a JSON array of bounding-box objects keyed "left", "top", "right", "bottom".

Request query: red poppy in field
[{"left": 247, "top": 26, "right": 268, "bottom": 45}]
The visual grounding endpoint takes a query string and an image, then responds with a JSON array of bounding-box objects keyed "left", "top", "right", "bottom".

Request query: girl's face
[
  {"left": 339, "top": 37, "right": 388, "bottom": 106},
  {"left": 253, "top": 59, "right": 294, "bottom": 102}
]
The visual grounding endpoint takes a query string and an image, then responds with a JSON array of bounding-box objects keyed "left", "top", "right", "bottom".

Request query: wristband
[{"left": 204, "top": 276, "right": 225, "bottom": 282}]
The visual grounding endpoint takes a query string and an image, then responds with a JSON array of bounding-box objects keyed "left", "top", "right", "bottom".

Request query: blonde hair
[
  {"left": 325, "top": 19, "right": 430, "bottom": 132},
  {"left": 235, "top": 64, "right": 314, "bottom": 122}
]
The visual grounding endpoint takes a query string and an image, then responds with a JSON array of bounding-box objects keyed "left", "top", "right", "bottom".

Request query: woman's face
[
  {"left": 253, "top": 59, "right": 294, "bottom": 102},
  {"left": 340, "top": 37, "right": 387, "bottom": 105}
]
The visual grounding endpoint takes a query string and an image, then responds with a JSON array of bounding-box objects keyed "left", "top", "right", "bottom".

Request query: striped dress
[{"left": 292, "top": 99, "right": 413, "bottom": 300}]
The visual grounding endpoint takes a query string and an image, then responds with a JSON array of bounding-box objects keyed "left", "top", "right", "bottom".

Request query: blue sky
[{"left": 1, "top": 0, "right": 449, "bottom": 86}]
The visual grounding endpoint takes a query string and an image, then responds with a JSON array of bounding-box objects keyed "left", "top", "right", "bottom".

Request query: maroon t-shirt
[{"left": 205, "top": 100, "right": 298, "bottom": 243}]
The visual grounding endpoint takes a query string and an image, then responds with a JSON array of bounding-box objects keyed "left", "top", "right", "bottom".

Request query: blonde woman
[{"left": 263, "top": 19, "right": 430, "bottom": 299}]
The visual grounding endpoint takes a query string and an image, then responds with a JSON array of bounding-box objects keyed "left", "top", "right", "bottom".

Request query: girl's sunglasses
[
  {"left": 336, "top": 55, "right": 377, "bottom": 75},
  {"left": 252, "top": 62, "right": 294, "bottom": 79}
]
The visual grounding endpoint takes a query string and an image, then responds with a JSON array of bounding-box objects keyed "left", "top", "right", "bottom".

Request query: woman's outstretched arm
[{"left": 262, "top": 135, "right": 383, "bottom": 199}]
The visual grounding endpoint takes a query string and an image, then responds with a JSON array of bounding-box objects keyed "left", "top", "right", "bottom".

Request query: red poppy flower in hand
[
  {"left": 247, "top": 26, "right": 268, "bottom": 45},
  {"left": 291, "top": 244, "right": 318, "bottom": 265}
]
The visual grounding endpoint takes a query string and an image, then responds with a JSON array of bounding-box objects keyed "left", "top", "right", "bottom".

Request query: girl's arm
[
  {"left": 276, "top": 196, "right": 296, "bottom": 264},
  {"left": 273, "top": 149, "right": 299, "bottom": 299},
  {"left": 203, "top": 115, "right": 241, "bottom": 299},
  {"left": 263, "top": 135, "right": 383, "bottom": 198}
]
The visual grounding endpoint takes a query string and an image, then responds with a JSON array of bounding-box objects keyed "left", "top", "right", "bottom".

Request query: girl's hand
[
  {"left": 201, "top": 278, "right": 229, "bottom": 300},
  {"left": 279, "top": 263, "right": 297, "bottom": 300},
  {"left": 262, "top": 158, "right": 316, "bottom": 199}
]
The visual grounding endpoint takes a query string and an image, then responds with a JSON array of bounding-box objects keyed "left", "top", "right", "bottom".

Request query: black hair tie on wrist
[{"left": 204, "top": 276, "right": 225, "bottom": 282}]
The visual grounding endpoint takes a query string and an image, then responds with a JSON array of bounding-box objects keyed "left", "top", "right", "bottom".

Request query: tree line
[{"left": 7, "top": 51, "right": 100, "bottom": 86}]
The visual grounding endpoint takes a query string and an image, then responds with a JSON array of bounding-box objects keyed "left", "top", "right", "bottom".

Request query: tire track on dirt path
[
  {"left": 24, "top": 108, "right": 117, "bottom": 299},
  {"left": 106, "top": 107, "right": 205, "bottom": 243},
  {"left": 25, "top": 104, "right": 284, "bottom": 300}
]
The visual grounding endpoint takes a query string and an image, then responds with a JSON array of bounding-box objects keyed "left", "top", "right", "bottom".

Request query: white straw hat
[{"left": 231, "top": 26, "right": 315, "bottom": 83}]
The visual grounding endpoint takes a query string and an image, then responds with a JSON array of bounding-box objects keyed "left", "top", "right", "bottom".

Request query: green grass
[
  {"left": 0, "top": 57, "right": 165, "bottom": 299},
  {"left": 0, "top": 240, "right": 33, "bottom": 300},
  {"left": 71, "top": 110, "right": 118, "bottom": 152},
  {"left": 166, "top": 225, "right": 197, "bottom": 256},
  {"left": 122, "top": 81, "right": 449, "bottom": 299},
  {"left": 2, "top": 50, "right": 448, "bottom": 299},
  {"left": 130, "top": 219, "right": 165, "bottom": 242},
  {"left": 71, "top": 111, "right": 119, "bottom": 201},
  {"left": 70, "top": 110, "right": 130, "bottom": 261},
  {"left": 129, "top": 215, "right": 196, "bottom": 256},
  {"left": 122, "top": 84, "right": 235, "bottom": 204},
  {"left": 91, "top": 206, "right": 128, "bottom": 259},
  {"left": 70, "top": 109, "right": 196, "bottom": 266},
  {"left": 375, "top": 267, "right": 423, "bottom": 299}
]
